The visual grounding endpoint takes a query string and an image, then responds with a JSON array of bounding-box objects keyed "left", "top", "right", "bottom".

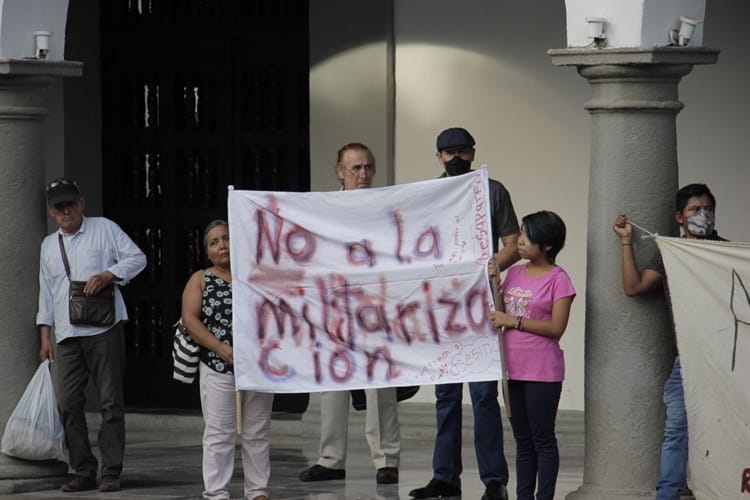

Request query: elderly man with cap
[
  {"left": 299, "top": 143, "right": 401, "bottom": 485},
  {"left": 37, "top": 177, "right": 146, "bottom": 493},
  {"left": 409, "top": 128, "right": 519, "bottom": 500}
]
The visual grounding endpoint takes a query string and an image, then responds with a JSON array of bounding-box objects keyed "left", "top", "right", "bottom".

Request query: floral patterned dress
[{"left": 198, "top": 271, "right": 233, "bottom": 374}]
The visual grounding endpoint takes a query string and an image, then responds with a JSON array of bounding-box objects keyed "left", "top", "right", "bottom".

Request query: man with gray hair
[
  {"left": 38, "top": 177, "right": 146, "bottom": 493},
  {"left": 299, "top": 143, "right": 401, "bottom": 485}
]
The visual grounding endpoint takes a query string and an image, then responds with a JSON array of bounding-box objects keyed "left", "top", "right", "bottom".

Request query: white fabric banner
[
  {"left": 655, "top": 237, "right": 750, "bottom": 500},
  {"left": 228, "top": 168, "right": 501, "bottom": 394}
]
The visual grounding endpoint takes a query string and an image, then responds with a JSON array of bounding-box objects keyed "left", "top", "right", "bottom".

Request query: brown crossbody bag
[{"left": 58, "top": 234, "right": 116, "bottom": 327}]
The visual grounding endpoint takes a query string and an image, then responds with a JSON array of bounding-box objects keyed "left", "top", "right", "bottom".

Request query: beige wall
[
  {"left": 393, "top": 0, "right": 588, "bottom": 410},
  {"left": 678, "top": 1, "right": 750, "bottom": 242},
  {"left": 310, "top": 0, "right": 394, "bottom": 191},
  {"left": 311, "top": 0, "right": 750, "bottom": 411}
]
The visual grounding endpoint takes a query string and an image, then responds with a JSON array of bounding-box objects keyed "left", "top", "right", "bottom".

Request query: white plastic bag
[{"left": 1, "top": 360, "right": 67, "bottom": 461}]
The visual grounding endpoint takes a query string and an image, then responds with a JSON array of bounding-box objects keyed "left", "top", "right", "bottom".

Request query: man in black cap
[
  {"left": 37, "top": 177, "right": 146, "bottom": 493},
  {"left": 409, "top": 128, "right": 519, "bottom": 500}
]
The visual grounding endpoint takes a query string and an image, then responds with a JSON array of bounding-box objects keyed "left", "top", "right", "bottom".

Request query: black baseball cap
[{"left": 46, "top": 177, "right": 81, "bottom": 206}]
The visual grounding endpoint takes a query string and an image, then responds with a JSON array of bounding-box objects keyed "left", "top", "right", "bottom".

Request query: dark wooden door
[{"left": 101, "top": 0, "right": 310, "bottom": 410}]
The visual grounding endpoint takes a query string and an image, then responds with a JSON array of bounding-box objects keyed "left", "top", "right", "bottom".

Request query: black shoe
[
  {"left": 376, "top": 467, "right": 399, "bottom": 484},
  {"left": 99, "top": 475, "right": 121, "bottom": 492},
  {"left": 299, "top": 464, "right": 346, "bottom": 481},
  {"left": 408, "top": 478, "right": 461, "bottom": 498},
  {"left": 481, "top": 480, "right": 508, "bottom": 500},
  {"left": 60, "top": 475, "right": 96, "bottom": 493}
]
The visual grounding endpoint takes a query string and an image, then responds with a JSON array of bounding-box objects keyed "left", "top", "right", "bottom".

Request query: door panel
[{"left": 101, "top": 0, "right": 310, "bottom": 410}]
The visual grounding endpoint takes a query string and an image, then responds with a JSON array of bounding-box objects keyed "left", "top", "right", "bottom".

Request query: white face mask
[{"left": 686, "top": 209, "right": 715, "bottom": 236}]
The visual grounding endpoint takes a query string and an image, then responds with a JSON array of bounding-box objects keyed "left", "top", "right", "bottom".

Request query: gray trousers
[
  {"left": 318, "top": 387, "right": 400, "bottom": 470},
  {"left": 55, "top": 324, "right": 125, "bottom": 478}
]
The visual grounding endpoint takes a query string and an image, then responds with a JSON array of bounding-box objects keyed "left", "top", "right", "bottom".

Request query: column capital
[
  {"left": 0, "top": 59, "right": 83, "bottom": 119},
  {"left": 548, "top": 46, "right": 719, "bottom": 67},
  {"left": 548, "top": 48, "right": 719, "bottom": 115},
  {"left": 0, "top": 59, "right": 83, "bottom": 78}
]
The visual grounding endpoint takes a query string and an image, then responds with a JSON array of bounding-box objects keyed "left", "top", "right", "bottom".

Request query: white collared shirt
[{"left": 36, "top": 216, "right": 147, "bottom": 342}]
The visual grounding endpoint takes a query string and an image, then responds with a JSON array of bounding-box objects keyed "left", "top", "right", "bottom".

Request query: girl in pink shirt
[{"left": 491, "top": 211, "right": 576, "bottom": 500}]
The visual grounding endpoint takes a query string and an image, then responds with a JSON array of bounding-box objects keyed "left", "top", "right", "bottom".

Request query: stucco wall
[
  {"left": 392, "top": 0, "right": 589, "bottom": 410},
  {"left": 43, "top": 0, "right": 750, "bottom": 413},
  {"left": 311, "top": 0, "right": 750, "bottom": 411},
  {"left": 309, "top": 0, "right": 394, "bottom": 191}
]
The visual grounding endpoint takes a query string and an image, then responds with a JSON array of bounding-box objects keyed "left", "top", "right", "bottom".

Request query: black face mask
[{"left": 444, "top": 156, "right": 471, "bottom": 176}]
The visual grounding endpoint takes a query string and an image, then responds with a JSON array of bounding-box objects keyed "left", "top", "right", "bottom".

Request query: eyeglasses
[
  {"left": 46, "top": 177, "right": 78, "bottom": 192},
  {"left": 340, "top": 164, "right": 375, "bottom": 176}
]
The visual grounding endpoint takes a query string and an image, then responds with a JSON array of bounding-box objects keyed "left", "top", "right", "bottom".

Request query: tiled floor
[{"left": 11, "top": 395, "right": 584, "bottom": 499}]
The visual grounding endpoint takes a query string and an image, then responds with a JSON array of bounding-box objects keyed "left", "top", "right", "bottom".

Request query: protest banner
[
  {"left": 656, "top": 237, "right": 750, "bottom": 500},
  {"left": 228, "top": 168, "right": 501, "bottom": 393}
]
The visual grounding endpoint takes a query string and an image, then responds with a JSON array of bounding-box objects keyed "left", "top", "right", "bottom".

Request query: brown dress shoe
[
  {"left": 99, "top": 475, "right": 121, "bottom": 492},
  {"left": 60, "top": 475, "right": 96, "bottom": 492}
]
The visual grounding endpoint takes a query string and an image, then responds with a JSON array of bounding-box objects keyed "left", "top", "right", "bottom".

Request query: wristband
[{"left": 515, "top": 315, "right": 523, "bottom": 330}]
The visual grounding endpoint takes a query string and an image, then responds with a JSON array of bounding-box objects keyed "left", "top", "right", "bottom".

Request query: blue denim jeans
[
  {"left": 655, "top": 357, "right": 688, "bottom": 500},
  {"left": 432, "top": 381, "right": 509, "bottom": 488}
]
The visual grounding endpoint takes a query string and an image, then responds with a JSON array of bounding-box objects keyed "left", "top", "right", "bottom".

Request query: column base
[
  {"left": 566, "top": 483, "right": 654, "bottom": 500},
  {"left": 0, "top": 455, "right": 68, "bottom": 494}
]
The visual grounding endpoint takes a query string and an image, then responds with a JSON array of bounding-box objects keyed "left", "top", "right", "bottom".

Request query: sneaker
[
  {"left": 481, "top": 480, "right": 508, "bottom": 500},
  {"left": 99, "top": 475, "right": 121, "bottom": 492},
  {"left": 376, "top": 467, "right": 399, "bottom": 484},
  {"left": 299, "top": 464, "right": 346, "bottom": 481},
  {"left": 60, "top": 475, "right": 96, "bottom": 493},
  {"left": 408, "top": 478, "right": 461, "bottom": 498}
]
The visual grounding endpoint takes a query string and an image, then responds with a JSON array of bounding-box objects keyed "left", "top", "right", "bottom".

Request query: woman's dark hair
[
  {"left": 203, "top": 219, "right": 228, "bottom": 250},
  {"left": 675, "top": 183, "right": 715, "bottom": 213},
  {"left": 522, "top": 211, "right": 566, "bottom": 263}
]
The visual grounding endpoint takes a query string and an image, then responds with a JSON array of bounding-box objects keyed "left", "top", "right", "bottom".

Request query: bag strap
[{"left": 58, "top": 234, "right": 72, "bottom": 280}]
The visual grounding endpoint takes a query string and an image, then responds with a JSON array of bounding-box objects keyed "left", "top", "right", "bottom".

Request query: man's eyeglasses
[
  {"left": 46, "top": 177, "right": 78, "bottom": 192},
  {"left": 340, "top": 164, "right": 375, "bottom": 176}
]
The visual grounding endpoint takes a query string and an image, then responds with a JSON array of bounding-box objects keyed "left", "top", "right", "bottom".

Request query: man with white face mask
[{"left": 612, "top": 183, "right": 726, "bottom": 500}]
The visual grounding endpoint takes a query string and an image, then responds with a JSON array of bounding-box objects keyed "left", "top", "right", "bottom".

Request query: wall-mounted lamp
[
  {"left": 669, "top": 16, "right": 700, "bottom": 47},
  {"left": 585, "top": 17, "right": 607, "bottom": 48},
  {"left": 34, "top": 31, "right": 52, "bottom": 59}
]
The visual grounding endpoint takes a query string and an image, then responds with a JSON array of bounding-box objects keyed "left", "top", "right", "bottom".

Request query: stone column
[
  {"left": 0, "top": 59, "right": 82, "bottom": 494},
  {"left": 548, "top": 48, "right": 719, "bottom": 499}
]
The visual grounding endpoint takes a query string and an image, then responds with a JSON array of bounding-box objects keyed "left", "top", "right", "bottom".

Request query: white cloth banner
[
  {"left": 656, "top": 237, "right": 750, "bottom": 499},
  {"left": 228, "top": 168, "right": 501, "bottom": 394}
]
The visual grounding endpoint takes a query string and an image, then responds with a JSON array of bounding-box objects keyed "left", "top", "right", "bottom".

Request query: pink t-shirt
[{"left": 502, "top": 264, "right": 576, "bottom": 382}]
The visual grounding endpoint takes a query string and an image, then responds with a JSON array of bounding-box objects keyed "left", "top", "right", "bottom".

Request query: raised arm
[{"left": 612, "top": 213, "right": 662, "bottom": 296}]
